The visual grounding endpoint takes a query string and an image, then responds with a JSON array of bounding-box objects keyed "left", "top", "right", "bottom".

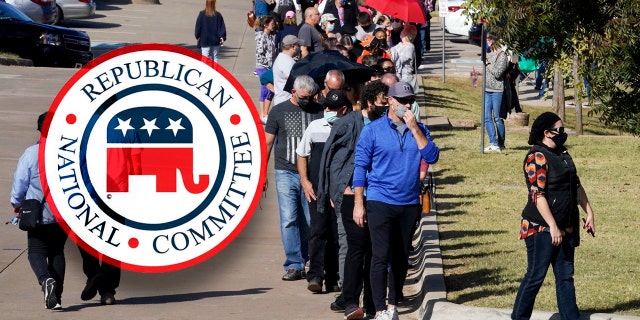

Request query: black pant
[
  {"left": 341, "top": 195, "right": 374, "bottom": 312},
  {"left": 367, "top": 201, "right": 420, "bottom": 312},
  {"left": 78, "top": 247, "right": 121, "bottom": 295},
  {"left": 27, "top": 223, "right": 67, "bottom": 300},
  {"left": 307, "top": 198, "right": 339, "bottom": 286}
]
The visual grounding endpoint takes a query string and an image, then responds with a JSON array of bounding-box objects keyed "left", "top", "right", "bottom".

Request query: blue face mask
[
  {"left": 351, "top": 35, "right": 357, "bottom": 42},
  {"left": 327, "top": 24, "right": 335, "bottom": 32},
  {"left": 324, "top": 110, "right": 340, "bottom": 124}
]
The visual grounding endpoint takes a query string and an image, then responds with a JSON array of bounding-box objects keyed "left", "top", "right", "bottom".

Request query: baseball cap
[
  {"left": 285, "top": 10, "right": 295, "bottom": 18},
  {"left": 282, "top": 35, "right": 304, "bottom": 46},
  {"left": 320, "top": 13, "right": 338, "bottom": 26},
  {"left": 388, "top": 82, "right": 415, "bottom": 98},
  {"left": 324, "top": 90, "right": 349, "bottom": 110}
]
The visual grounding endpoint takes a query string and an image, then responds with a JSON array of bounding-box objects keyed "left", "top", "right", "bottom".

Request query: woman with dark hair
[
  {"left": 483, "top": 32, "right": 508, "bottom": 152},
  {"left": 512, "top": 112, "right": 596, "bottom": 320},
  {"left": 256, "top": 15, "right": 277, "bottom": 120},
  {"left": 195, "top": 0, "right": 227, "bottom": 63}
]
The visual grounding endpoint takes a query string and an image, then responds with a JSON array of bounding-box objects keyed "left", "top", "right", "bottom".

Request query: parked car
[
  {"left": 0, "top": 2, "right": 93, "bottom": 67},
  {"left": 468, "top": 22, "right": 483, "bottom": 46},
  {"left": 4, "top": 0, "right": 57, "bottom": 24},
  {"left": 443, "top": 0, "right": 472, "bottom": 36},
  {"left": 53, "top": 0, "right": 96, "bottom": 24}
]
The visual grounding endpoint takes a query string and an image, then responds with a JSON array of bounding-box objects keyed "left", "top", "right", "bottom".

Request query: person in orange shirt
[{"left": 356, "top": 29, "right": 391, "bottom": 64}]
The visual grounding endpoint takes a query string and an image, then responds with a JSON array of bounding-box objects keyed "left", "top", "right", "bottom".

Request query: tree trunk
[
  {"left": 553, "top": 65, "right": 565, "bottom": 121},
  {"left": 572, "top": 52, "right": 583, "bottom": 135}
]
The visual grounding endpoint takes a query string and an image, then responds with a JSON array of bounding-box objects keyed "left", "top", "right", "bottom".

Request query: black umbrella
[{"left": 283, "top": 50, "right": 376, "bottom": 93}]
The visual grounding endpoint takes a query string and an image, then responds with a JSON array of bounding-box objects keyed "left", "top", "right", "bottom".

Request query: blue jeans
[
  {"left": 275, "top": 170, "right": 310, "bottom": 271},
  {"left": 484, "top": 91, "right": 505, "bottom": 147},
  {"left": 201, "top": 46, "right": 220, "bottom": 62},
  {"left": 512, "top": 232, "right": 580, "bottom": 320}
]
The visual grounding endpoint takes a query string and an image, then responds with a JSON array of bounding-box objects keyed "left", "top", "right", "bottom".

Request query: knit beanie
[{"left": 528, "top": 112, "right": 561, "bottom": 145}]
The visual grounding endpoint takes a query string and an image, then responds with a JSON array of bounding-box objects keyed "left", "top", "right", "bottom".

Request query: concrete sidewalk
[{"left": 0, "top": 1, "right": 637, "bottom": 319}]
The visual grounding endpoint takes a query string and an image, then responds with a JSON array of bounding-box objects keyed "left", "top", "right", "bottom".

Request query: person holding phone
[{"left": 512, "top": 112, "right": 596, "bottom": 320}]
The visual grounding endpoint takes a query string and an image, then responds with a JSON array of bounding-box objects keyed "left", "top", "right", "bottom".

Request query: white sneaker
[
  {"left": 373, "top": 309, "right": 392, "bottom": 320},
  {"left": 483, "top": 145, "right": 501, "bottom": 153},
  {"left": 388, "top": 307, "right": 399, "bottom": 320},
  {"left": 53, "top": 303, "right": 62, "bottom": 310}
]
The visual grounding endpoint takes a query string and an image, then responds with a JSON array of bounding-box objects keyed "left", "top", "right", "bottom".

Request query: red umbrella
[{"left": 365, "top": 0, "right": 427, "bottom": 25}]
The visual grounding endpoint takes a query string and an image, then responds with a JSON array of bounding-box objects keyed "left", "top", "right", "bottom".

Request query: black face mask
[
  {"left": 369, "top": 105, "right": 387, "bottom": 120},
  {"left": 551, "top": 132, "right": 568, "bottom": 147}
]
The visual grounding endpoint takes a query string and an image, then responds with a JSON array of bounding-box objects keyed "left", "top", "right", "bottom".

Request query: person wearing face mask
[
  {"left": 273, "top": 35, "right": 305, "bottom": 107},
  {"left": 512, "top": 112, "right": 596, "bottom": 320},
  {"left": 356, "top": 35, "right": 391, "bottom": 64},
  {"left": 320, "top": 13, "right": 339, "bottom": 39},
  {"left": 353, "top": 82, "right": 439, "bottom": 320},
  {"left": 296, "top": 89, "right": 350, "bottom": 296},
  {"left": 265, "top": 75, "right": 324, "bottom": 282},
  {"left": 316, "top": 80, "right": 388, "bottom": 318}
]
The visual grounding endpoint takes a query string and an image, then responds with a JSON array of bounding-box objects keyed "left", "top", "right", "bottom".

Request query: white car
[
  {"left": 443, "top": 0, "right": 473, "bottom": 36},
  {"left": 53, "top": 0, "right": 96, "bottom": 24}
]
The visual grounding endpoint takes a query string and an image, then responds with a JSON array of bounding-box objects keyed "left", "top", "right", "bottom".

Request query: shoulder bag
[{"left": 18, "top": 198, "right": 45, "bottom": 231}]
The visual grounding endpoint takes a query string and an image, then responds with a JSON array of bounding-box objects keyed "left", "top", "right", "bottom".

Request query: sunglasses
[
  {"left": 547, "top": 126, "right": 565, "bottom": 134},
  {"left": 395, "top": 97, "right": 415, "bottom": 105}
]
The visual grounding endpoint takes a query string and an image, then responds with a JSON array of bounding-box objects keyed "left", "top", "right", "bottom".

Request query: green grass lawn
[{"left": 421, "top": 76, "right": 640, "bottom": 316}]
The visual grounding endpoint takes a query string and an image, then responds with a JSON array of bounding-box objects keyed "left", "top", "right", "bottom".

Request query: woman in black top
[{"left": 512, "top": 112, "right": 596, "bottom": 320}]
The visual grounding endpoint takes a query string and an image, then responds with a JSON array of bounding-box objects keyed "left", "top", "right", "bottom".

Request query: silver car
[
  {"left": 3, "top": 0, "right": 57, "bottom": 24},
  {"left": 53, "top": 0, "right": 96, "bottom": 24}
]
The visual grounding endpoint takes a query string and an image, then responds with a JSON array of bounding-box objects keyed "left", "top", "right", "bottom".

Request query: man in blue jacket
[{"left": 353, "top": 82, "right": 439, "bottom": 320}]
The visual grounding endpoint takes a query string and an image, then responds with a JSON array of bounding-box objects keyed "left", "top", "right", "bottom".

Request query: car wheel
[{"left": 52, "top": 5, "right": 63, "bottom": 25}]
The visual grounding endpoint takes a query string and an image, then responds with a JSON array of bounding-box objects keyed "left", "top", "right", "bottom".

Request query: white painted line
[{"left": 0, "top": 74, "right": 21, "bottom": 79}]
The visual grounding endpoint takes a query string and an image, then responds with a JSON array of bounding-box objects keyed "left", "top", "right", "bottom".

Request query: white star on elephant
[
  {"left": 141, "top": 118, "right": 160, "bottom": 136},
  {"left": 166, "top": 118, "right": 185, "bottom": 137},
  {"left": 114, "top": 118, "right": 134, "bottom": 137}
]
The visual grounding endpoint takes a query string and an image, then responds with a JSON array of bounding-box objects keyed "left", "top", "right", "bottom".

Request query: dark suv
[{"left": 0, "top": 2, "right": 93, "bottom": 67}]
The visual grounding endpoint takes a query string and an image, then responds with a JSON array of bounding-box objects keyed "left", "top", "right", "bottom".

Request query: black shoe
[
  {"left": 325, "top": 283, "right": 341, "bottom": 293},
  {"left": 307, "top": 277, "right": 323, "bottom": 293},
  {"left": 100, "top": 292, "right": 116, "bottom": 305},
  {"left": 42, "top": 278, "right": 58, "bottom": 309},
  {"left": 282, "top": 268, "right": 303, "bottom": 281},
  {"left": 81, "top": 274, "right": 103, "bottom": 301},
  {"left": 330, "top": 293, "right": 345, "bottom": 312}
]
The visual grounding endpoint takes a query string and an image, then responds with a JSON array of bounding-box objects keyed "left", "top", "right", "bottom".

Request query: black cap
[
  {"left": 324, "top": 90, "right": 350, "bottom": 110},
  {"left": 528, "top": 112, "right": 561, "bottom": 145},
  {"left": 37, "top": 112, "right": 48, "bottom": 131}
]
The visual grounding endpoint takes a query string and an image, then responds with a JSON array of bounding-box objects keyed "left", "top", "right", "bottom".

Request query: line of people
[{"left": 265, "top": 65, "right": 439, "bottom": 320}]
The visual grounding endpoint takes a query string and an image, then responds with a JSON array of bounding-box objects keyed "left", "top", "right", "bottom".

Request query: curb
[{"left": 0, "top": 57, "right": 33, "bottom": 67}]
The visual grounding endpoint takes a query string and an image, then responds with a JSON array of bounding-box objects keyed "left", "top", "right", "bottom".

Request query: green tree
[{"left": 466, "top": 0, "right": 640, "bottom": 135}]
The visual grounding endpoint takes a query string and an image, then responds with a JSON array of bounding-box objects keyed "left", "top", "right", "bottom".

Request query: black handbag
[{"left": 18, "top": 199, "right": 44, "bottom": 231}]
